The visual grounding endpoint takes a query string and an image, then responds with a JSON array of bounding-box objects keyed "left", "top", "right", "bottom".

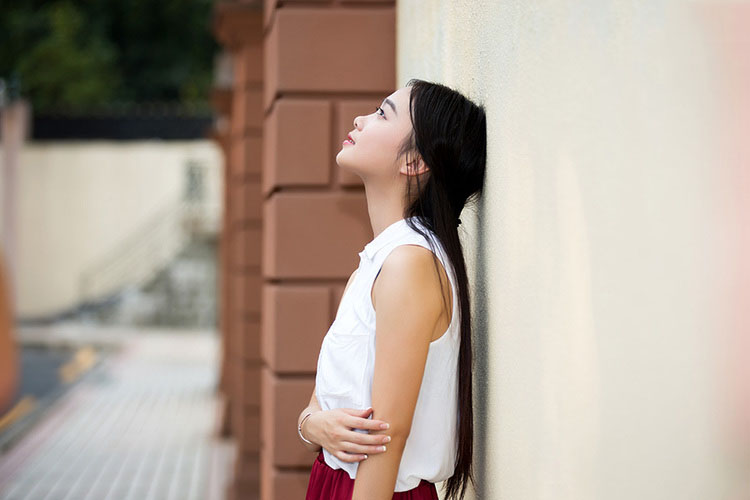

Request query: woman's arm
[
  {"left": 298, "top": 267, "right": 361, "bottom": 453},
  {"left": 351, "top": 245, "right": 445, "bottom": 500},
  {"left": 298, "top": 387, "right": 323, "bottom": 453}
]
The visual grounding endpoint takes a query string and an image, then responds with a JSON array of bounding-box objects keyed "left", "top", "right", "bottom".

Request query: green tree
[
  {"left": 0, "top": 0, "right": 217, "bottom": 112},
  {"left": 16, "top": 1, "right": 121, "bottom": 112},
  {"left": 96, "top": 0, "right": 216, "bottom": 106}
]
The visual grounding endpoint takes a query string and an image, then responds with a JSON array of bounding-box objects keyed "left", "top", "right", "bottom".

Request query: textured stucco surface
[{"left": 398, "top": 2, "right": 734, "bottom": 499}]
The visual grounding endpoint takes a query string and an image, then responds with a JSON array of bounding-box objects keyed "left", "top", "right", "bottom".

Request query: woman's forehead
[
  {"left": 382, "top": 87, "right": 410, "bottom": 114},
  {"left": 390, "top": 86, "right": 410, "bottom": 100}
]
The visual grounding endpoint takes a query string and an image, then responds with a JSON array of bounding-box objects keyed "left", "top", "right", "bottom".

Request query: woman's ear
[{"left": 400, "top": 155, "right": 430, "bottom": 177}]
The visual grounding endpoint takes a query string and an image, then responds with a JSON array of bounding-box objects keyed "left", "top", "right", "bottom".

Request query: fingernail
[
  {"left": 380, "top": 423, "right": 389, "bottom": 429},
  {"left": 384, "top": 436, "right": 391, "bottom": 443},
  {"left": 380, "top": 446, "right": 387, "bottom": 452},
  {"left": 363, "top": 454, "right": 368, "bottom": 459}
]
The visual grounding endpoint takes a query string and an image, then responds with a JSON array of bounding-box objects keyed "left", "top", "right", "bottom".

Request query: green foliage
[
  {"left": 0, "top": 0, "right": 218, "bottom": 112},
  {"left": 15, "top": 2, "right": 121, "bottom": 111}
]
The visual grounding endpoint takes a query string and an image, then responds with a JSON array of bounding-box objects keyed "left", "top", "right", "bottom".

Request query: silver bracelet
[{"left": 298, "top": 411, "right": 315, "bottom": 445}]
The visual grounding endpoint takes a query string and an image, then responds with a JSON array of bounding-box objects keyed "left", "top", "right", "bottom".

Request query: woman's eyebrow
[{"left": 382, "top": 98, "right": 397, "bottom": 116}]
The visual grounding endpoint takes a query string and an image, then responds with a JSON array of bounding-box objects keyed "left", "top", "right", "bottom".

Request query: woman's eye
[{"left": 375, "top": 106, "right": 385, "bottom": 117}]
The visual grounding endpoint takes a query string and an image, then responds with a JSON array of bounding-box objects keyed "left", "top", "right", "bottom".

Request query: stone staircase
[{"left": 74, "top": 236, "right": 218, "bottom": 328}]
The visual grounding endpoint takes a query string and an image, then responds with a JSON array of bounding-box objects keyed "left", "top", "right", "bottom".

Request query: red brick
[
  {"left": 229, "top": 135, "right": 262, "bottom": 180},
  {"left": 228, "top": 136, "right": 242, "bottom": 180},
  {"left": 230, "top": 359, "right": 245, "bottom": 437},
  {"left": 263, "top": 7, "right": 279, "bottom": 110},
  {"left": 246, "top": 273, "right": 262, "bottom": 316},
  {"left": 213, "top": 3, "right": 262, "bottom": 50},
  {"left": 231, "top": 273, "right": 247, "bottom": 318},
  {"left": 263, "top": 0, "right": 276, "bottom": 32},
  {"left": 261, "top": 284, "right": 330, "bottom": 373},
  {"left": 242, "top": 358, "right": 261, "bottom": 407},
  {"left": 229, "top": 180, "right": 245, "bottom": 226},
  {"left": 221, "top": 2, "right": 398, "bottom": 497},
  {"left": 246, "top": 135, "right": 262, "bottom": 176},
  {"left": 239, "top": 408, "right": 261, "bottom": 453},
  {"left": 234, "top": 226, "right": 261, "bottom": 269},
  {"left": 230, "top": 90, "right": 247, "bottom": 139},
  {"left": 265, "top": 469, "right": 311, "bottom": 500},
  {"left": 239, "top": 319, "right": 261, "bottom": 362},
  {"left": 234, "top": 450, "right": 260, "bottom": 491},
  {"left": 263, "top": 191, "right": 370, "bottom": 279},
  {"left": 245, "top": 177, "right": 263, "bottom": 220},
  {"left": 231, "top": 178, "right": 262, "bottom": 225},
  {"left": 262, "top": 99, "right": 332, "bottom": 194},
  {"left": 259, "top": 446, "right": 315, "bottom": 499},
  {"left": 211, "top": 88, "right": 233, "bottom": 115},
  {"left": 231, "top": 271, "right": 262, "bottom": 318},
  {"left": 233, "top": 479, "right": 260, "bottom": 500},
  {"left": 234, "top": 44, "right": 263, "bottom": 87},
  {"left": 264, "top": 8, "right": 396, "bottom": 109},
  {"left": 260, "top": 367, "right": 315, "bottom": 466},
  {"left": 232, "top": 87, "right": 263, "bottom": 139},
  {"left": 232, "top": 358, "right": 260, "bottom": 413}
]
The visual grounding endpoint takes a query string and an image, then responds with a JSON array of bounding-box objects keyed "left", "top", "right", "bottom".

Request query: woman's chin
[
  {"left": 335, "top": 158, "right": 365, "bottom": 181},
  {"left": 335, "top": 152, "right": 353, "bottom": 171}
]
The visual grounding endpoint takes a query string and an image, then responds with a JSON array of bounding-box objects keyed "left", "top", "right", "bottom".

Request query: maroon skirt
[{"left": 305, "top": 450, "right": 439, "bottom": 500}]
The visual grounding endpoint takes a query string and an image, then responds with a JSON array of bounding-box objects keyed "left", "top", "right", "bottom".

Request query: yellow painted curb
[
  {"left": 59, "top": 346, "right": 97, "bottom": 384},
  {"left": 0, "top": 395, "right": 36, "bottom": 433}
]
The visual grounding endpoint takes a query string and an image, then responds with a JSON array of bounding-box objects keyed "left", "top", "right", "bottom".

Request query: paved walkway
[{"left": 0, "top": 328, "right": 233, "bottom": 500}]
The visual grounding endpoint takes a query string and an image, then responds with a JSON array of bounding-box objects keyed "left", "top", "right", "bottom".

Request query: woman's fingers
[
  {"left": 340, "top": 407, "right": 373, "bottom": 416},
  {"left": 342, "top": 440, "right": 388, "bottom": 455},
  {"left": 334, "top": 440, "right": 389, "bottom": 462},
  {"left": 344, "top": 414, "right": 390, "bottom": 432},
  {"left": 340, "top": 407, "right": 390, "bottom": 431},
  {"left": 321, "top": 408, "right": 392, "bottom": 463},
  {"left": 346, "top": 428, "right": 391, "bottom": 447},
  {"left": 333, "top": 449, "right": 367, "bottom": 463}
]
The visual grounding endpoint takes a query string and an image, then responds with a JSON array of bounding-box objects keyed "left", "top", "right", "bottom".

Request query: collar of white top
[{"left": 359, "top": 216, "right": 424, "bottom": 261}]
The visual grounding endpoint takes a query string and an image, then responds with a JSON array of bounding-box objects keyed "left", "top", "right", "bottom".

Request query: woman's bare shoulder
[
  {"left": 382, "top": 244, "right": 435, "bottom": 274},
  {"left": 372, "top": 244, "right": 446, "bottom": 315}
]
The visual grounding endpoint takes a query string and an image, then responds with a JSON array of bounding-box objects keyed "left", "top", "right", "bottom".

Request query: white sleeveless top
[{"left": 314, "top": 215, "right": 460, "bottom": 492}]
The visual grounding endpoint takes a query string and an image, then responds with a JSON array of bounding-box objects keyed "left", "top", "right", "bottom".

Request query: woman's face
[{"left": 336, "top": 86, "right": 415, "bottom": 179}]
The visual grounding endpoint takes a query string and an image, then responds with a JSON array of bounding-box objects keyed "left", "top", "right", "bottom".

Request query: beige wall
[
  {"left": 398, "top": 2, "right": 737, "bottom": 499},
  {"left": 0, "top": 140, "right": 222, "bottom": 319}
]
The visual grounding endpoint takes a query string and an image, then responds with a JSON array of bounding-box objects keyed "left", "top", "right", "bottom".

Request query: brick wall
[
  {"left": 214, "top": 1, "right": 395, "bottom": 498},
  {"left": 214, "top": 3, "right": 264, "bottom": 499}
]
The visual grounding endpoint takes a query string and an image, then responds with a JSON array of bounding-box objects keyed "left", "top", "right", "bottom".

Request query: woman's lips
[{"left": 342, "top": 139, "right": 354, "bottom": 145}]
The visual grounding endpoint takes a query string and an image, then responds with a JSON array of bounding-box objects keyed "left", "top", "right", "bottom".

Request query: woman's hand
[{"left": 304, "top": 407, "right": 392, "bottom": 462}]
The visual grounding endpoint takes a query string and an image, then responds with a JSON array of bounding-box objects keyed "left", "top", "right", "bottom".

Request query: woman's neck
[{"left": 363, "top": 180, "right": 407, "bottom": 239}]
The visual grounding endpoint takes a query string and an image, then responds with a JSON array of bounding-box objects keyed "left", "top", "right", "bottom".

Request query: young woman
[{"left": 297, "top": 79, "right": 486, "bottom": 500}]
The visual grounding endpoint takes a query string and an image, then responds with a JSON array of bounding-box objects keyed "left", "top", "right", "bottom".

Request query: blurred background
[
  {"left": 0, "top": 0, "right": 227, "bottom": 498},
  {"left": 0, "top": 0, "right": 221, "bottom": 327},
  {"left": 0, "top": 1, "right": 749, "bottom": 500}
]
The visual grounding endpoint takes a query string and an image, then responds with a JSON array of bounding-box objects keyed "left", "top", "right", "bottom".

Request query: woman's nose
[{"left": 353, "top": 112, "right": 371, "bottom": 130}]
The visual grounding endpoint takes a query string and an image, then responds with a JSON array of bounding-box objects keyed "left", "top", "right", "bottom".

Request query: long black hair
[{"left": 399, "top": 78, "right": 486, "bottom": 500}]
